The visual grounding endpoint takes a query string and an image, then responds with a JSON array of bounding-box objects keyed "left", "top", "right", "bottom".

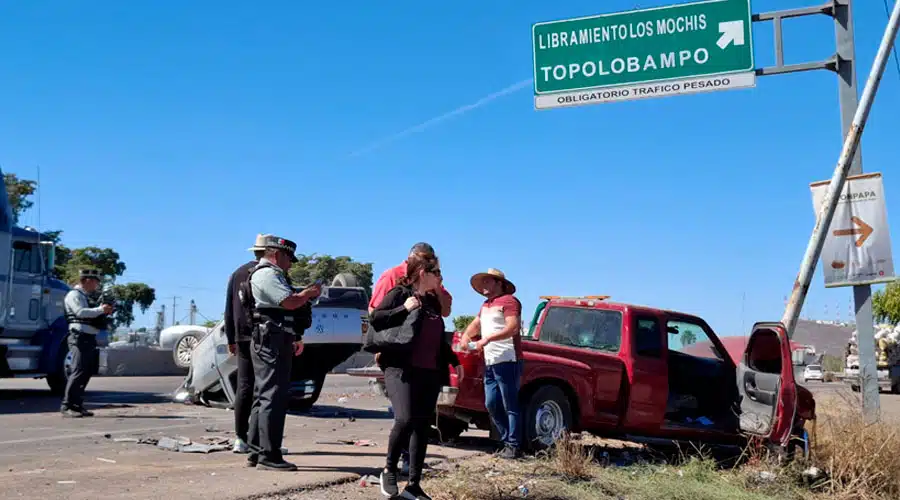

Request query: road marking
[{"left": 0, "top": 420, "right": 229, "bottom": 446}]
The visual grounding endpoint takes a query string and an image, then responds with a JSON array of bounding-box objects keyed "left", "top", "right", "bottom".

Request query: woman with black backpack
[{"left": 368, "top": 253, "right": 461, "bottom": 500}]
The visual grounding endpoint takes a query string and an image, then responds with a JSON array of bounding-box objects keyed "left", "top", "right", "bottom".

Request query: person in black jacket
[
  {"left": 370, "top": 253, "right": 461, "bottom": 500},
  {"left": 224, "top": 234, "right": 269, "bottom": 454}
]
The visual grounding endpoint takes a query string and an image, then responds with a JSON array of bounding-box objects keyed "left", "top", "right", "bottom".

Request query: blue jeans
[{"left": 484, "top": 360, "right": 523, "bottom": 449}]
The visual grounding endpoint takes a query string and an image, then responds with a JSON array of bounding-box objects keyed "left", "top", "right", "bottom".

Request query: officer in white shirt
[{"left": 61, "top": 268, "right": 113, "bottom": 418}]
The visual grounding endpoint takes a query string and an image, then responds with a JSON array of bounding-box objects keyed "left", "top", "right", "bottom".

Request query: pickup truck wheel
[
  {"left": 524, "top": 385, "right": 573, "bottom": 452},
  {"left": 436, "top": 416, "right": 467, "bottom": 443}
]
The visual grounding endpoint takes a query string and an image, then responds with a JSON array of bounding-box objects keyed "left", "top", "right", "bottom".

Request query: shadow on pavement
[
  {"left": 293, "top": 405, "right": 392, "bottom": 420},
  {"left": 0, "top": 389, "right": 170, "bottom": 415}
]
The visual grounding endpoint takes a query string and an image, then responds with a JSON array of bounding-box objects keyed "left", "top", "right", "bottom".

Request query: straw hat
[
  {"left": 470, "top": 268, "right": 516, "bottom": 296},
  {"left": 247, "top": 233, "right": 272, "bottom": 252}
]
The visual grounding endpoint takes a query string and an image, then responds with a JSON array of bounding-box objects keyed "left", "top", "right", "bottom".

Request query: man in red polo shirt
[
  {"left": 369, "top": 242, "right": 452, "bottom": 317},
  {"left": 368, "top": 242, "right": 452, "bottom": 477}
]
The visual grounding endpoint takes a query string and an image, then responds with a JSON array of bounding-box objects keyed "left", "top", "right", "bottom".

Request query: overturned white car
[{"left": 175, "top": 273, "right": 369, "bottom": 411}]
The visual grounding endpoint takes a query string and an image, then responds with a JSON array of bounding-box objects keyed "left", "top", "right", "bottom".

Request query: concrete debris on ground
[{"left": 114, "top": 434, "right": 233, "bottom": 453}]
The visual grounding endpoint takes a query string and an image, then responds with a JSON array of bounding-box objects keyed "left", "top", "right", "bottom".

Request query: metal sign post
[{"left": 778, "top": 0, "right": 900, "bottom": 421}]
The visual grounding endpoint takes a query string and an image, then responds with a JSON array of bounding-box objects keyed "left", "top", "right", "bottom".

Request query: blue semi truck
[{"left": 0, "top": 168, "right": 103, "bottom": 393}]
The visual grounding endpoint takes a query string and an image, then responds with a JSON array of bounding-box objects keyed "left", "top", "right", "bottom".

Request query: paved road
[
  {"left": 801, "top": 380, "right": 900, "bottom": 419},
  {"left": 0, "top": 375, "right": 487, "bottom": 500}
]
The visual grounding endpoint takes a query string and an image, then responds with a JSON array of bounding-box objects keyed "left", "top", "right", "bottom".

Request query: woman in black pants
[{"left": 370, "top": 253, "right": 460, "bottom": 500}]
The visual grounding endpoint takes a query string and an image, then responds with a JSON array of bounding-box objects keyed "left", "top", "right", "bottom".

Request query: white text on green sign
[{"left": 532, "top": 0, "right": 754, "bottom": 94}]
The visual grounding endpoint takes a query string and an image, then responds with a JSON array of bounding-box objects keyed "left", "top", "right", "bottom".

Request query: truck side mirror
[{"left": 39, "top": 241, "right": 55, "bottom": 273}]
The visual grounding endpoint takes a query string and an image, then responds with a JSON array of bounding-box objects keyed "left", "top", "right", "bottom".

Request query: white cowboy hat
[{"left": 470, "top": 268, "right": 516, "bottom": 296}]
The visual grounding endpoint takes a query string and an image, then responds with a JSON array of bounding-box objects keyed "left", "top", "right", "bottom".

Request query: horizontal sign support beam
[
  {"left": 752, "top": 4, "right": 839, "bottom": 78},
  {"left": 757, "top": 57, "right": 837, "bottom": 76},
  {"left": 752, "top": 2, "right": 835, "bottom": 22}
]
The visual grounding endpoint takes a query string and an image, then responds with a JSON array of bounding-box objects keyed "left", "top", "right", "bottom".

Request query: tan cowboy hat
[
  {"left": 470, "top": 268, "right": 516, "bottom": 296},
  {"left": 247, "top": 233, "right": 272, "bottom": 252}
]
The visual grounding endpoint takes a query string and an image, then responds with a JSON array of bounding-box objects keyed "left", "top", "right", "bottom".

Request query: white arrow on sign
[{"left": 716, "top": 20, "right": 745, "bottom": 49}]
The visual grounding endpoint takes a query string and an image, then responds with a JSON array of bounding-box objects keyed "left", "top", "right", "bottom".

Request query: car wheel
[
  {"left": 523, "top": 385, "right": 573, "bottom": 452},
  {"left": 173, "top": 334, "right": 202, "bottom": 369},
  {"left": 331, "top": 272, "right": 359, "bottom": 288},
  {"left": 291, "top": 373, "right": 326, "bottom": 412}
]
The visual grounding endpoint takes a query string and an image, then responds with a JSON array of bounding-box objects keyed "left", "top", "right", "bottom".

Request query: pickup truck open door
[{"left": 736, "top": 322, "right": 797, "bottom": 446}]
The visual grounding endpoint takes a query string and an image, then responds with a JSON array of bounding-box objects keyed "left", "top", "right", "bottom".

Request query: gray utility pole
[
  {"left": 172, "top": 296, "right": 180, "bottom": 326},
  {"left": 189, "top": 300, "right": 197, "bottom": 325},
  {"left": 765, "top": 0, "right": 900, "bottom": 421}
]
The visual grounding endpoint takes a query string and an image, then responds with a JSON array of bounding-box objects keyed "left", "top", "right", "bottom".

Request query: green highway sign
[{"left": 532, "top": 0, "right": 756, "bottom": 109}]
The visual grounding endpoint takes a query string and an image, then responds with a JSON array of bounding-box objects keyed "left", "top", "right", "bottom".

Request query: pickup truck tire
[
  {"left": 435, "top": 416, "right": 467, "bottom": 443},
  {"left": 331, "top": 273, "right": 359, "bottom": 288},
  {"left": 523, "top": 385, "right": 573, "bottom": 452}
]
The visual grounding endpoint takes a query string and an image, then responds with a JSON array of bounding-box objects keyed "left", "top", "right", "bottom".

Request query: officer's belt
[{"left": 254, "top": 307, "right": 295, "bottom": 327}]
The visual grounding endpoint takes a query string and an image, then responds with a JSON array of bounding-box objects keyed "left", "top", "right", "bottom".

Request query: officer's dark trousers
[
  {"left": 62, "top": 331, "right": 98, "bottom": 410},
  {"left": 248, "top": 327, "right": 293, "bottom": 462},
  {"left": 234, "top": 340, "right": 255, "bottom": 442}
]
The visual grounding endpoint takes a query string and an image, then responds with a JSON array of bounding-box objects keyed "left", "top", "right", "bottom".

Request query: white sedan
[{"left": 803, "top": 364, "right": 824, "bottom": 383}]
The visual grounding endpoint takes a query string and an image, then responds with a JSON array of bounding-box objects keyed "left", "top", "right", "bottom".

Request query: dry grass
[
  {"left": 427, "top": 395, "right": 900, "bottom": 500},
  {"left": 809, "top": 392, "right": 900, "bottom": 500}
]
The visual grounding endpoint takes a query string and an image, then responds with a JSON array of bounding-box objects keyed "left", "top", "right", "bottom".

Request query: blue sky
[{"left": 1, "top": 0, "right": 898, "bottom": 335}]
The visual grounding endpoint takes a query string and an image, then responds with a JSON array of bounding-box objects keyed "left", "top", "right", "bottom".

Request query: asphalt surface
[{"left": 0, "top": 375, "right": 488, "bottom": 500}]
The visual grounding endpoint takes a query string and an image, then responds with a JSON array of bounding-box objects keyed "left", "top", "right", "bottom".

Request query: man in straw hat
[
  {"left": 459, "top": 268, "right": 524, "bottom": 458},
  {"left": 242, "top": 235, "right": 321, "bottom": 471},
  {"left": 224, "top": 234, "right": 270, "bottom": 454},
  {"left": 61, "top": 268, "right": 114, "bottom": 418}
]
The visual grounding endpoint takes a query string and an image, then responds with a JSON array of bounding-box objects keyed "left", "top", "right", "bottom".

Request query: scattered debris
[
  {"left": 96, "top": 458, "right": 117, "bottom": 464},
  {"left": 127, "top": 435, "right": 232, "bottom": 454},
  {"left": 316, "top": 439, "right": 377, "bottom": 447},
  {"left": 113, "top": 437, "right": 139, "bottom": 443},
  {"left": 358, "top": 474, "right": 380, "bottom": 487},
  {"left": 337, "top": 397, "right": 349, "bottom": 404},
  {"left": 103, "top": 433, "right": 112, "bottom": 439},
  {"left": 517, "top": 484, "right": 529, "bottom": 497},
  {"left": 57, "top": 481, "right": 76, "bottom": 485}
]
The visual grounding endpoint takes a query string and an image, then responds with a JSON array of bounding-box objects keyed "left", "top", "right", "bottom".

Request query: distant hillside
[{"left": 791, "top": 319, "right": 855, "bottom": 358}]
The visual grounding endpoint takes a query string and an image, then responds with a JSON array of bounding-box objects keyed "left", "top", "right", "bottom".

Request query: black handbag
[{"left": 363, "top": 307, "right": 421, "bottom": 354}]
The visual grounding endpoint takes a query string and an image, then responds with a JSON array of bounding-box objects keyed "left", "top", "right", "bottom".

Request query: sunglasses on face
[{"left": 428, "top": 269, "right": 442, "bottom": 277}]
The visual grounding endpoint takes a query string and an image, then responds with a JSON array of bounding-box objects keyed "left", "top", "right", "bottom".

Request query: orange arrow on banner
[{"left": 833, "top": 216, "right": 874, "bottom": 247}]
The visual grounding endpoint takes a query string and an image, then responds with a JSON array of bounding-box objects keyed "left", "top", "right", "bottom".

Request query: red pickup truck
[{"left": 438, "top": 295, "right": 815, "bottom": 455}]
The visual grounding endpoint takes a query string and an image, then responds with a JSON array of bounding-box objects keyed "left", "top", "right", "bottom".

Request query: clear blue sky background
[{"left": 1, "top": 0, "right": 898, "bottom": 335}]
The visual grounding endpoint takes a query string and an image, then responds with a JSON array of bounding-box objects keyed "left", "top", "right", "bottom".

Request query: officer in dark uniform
[
  {"left": 61, "top": 268, "right": 113, "bottom": 418},
  {"left": 241, "top": 235, "right": 321, "bottom": 471}
]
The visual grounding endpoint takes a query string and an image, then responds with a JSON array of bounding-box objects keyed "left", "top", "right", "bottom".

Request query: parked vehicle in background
[
  {"left": 177, "top": 273, "right": 368, "bottom": 411},
  {"left": 843, "top": 325, "right": 900, "bottom": 394},
  {"left": 436, "top": 295, "right": 815, "bottom": 457},
  {"left": 159, "top": 324, "right": 213, "bottom": 369},
  {"left": 803, "top": 364, "right": 824, "bottom": 383}
]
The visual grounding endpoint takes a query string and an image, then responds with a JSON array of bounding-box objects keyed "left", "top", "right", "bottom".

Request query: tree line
[{"left": 5, "top": 172, "right": 155, "bottom": 329}]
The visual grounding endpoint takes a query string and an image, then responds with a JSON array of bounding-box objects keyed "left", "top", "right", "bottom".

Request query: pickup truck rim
[
  {"left": 535, "top": 401, "right": 565, "bottom": 446},
  {"left": 176, "top": 335, "right": 200, "bottom": 365}
]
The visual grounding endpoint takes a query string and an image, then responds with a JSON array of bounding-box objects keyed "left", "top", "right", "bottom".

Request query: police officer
[
  {"left": 224, "top": 234, "right": 270, "bottom": 454},
  {"left": 61, "top": 268, "right": 113, "bottom": 418},
  {"left": 242, "top": 235, "right": 321, "bottom": 471}
]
